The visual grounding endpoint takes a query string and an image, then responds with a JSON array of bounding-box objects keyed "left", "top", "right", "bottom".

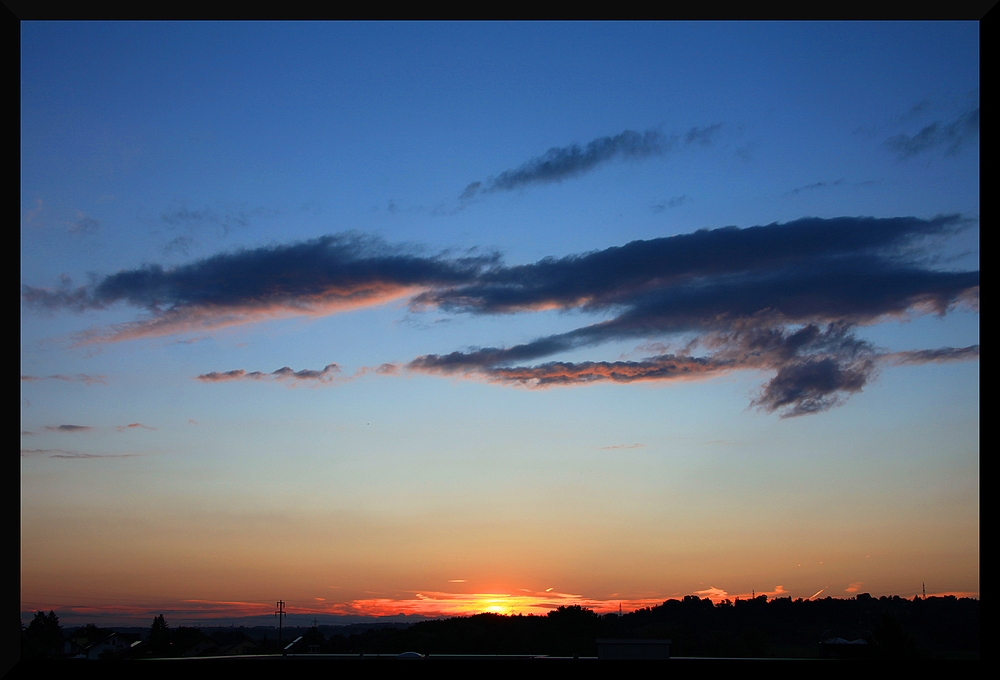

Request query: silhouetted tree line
[
  {"left": 21, "top": 594, "right": 979, "bottom": 659},
  {"left": 298, "top": 595, "right": 978, "bottom": 659},
  {"left": 20, "top": 611, "right": 63, "bottom": 659}
]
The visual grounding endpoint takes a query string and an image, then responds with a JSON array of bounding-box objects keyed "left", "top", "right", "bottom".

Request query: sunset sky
[{"left": 21, "top": 22, "right": 978, "bottom": 627}]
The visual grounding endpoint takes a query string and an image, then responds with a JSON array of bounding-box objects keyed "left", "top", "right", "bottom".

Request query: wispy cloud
[
  {"left": 115, "top": 422, "right": 157, "bottom": 432},
  {"left": 787, "top": 178, "right": 846, "bottom": 195},
  {"left": 20, "top": 374, "right": 108, "bottom": 385},
  {"left": 460, "top": 125, "right": 721, "bottom": 200},
  {"left": 599, "top": 443, "right": 645, "bottom": 450},
  {"left": 68, "top": 211, "right": 100, "bottom": 235},
  {"left": 161, "top": 204, "right": 276, "bottom": 235},
  {"left": 885, "top": 106, "right": 979, "bottom": 159},
  {"left": 885, "top": 345, "right": 979, "bottom": 365},
  {"left": 21, "top": 448, "right": 138, "bottom": 459},
  {"left": 21, "top": 448, "right": 77, "bottom": 456},
  {"left": 651, "top": 195, "right": 688, "bottom": 212}
]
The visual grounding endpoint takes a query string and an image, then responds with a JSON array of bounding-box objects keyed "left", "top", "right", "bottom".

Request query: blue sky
[{"left": 21, "top": 22, "right": 978, "bottom": 624}]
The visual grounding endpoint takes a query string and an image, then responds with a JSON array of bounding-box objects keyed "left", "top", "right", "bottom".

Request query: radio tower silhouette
[{"left": 275, "top": 600, "right": 286, "bottom": 642}]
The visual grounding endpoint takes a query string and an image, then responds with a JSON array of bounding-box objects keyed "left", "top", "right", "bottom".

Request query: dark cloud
[
  {"left": 414, "top": 215, "right": 974, "bottom": 318},
  {"left": 23, "top": 234, "right": 495, "bottom": 342},
  {"left": 410, "top": 322, "right": 888, "bottom": 417},
  {"left": 25, "top": 214, "right": 978, "bottom": 417},
  {"left": 44, "top": 424, "right": 93, "bottom": 432},
  {"left": 197, "top": 369, "right": 258, "bottom": 382},
  {"left": 460, "top": 125, "right": 720, "bottom": 199},
  {"left": 885, "top": 107, "right": 979, "bottom": 158},
  {"left": 197, "top": 363, "right": 340, "bottom": 384},
  {"left": 408, "top": 216, "right": 978, "bottom": 416},
  {"left": 752, "top": 356, "right": 874, "bottom": 417},
  {"left": 271, "top": 364, "right": 340, "bottom": 381}
]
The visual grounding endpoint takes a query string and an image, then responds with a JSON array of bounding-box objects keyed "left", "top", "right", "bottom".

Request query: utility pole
[
  {"left": 922, "top": 583, "right": 926, "bottom": 599},
  {"left": 275, "top": 600, "right": 286, "bottom": 643}
]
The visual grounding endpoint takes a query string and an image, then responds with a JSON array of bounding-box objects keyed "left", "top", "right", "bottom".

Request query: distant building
[{"left": 65, "top": 632, "right": 138, "bottom": 659}]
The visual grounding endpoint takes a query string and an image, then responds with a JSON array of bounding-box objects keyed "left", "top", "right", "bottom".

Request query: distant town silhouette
[{"left": 21, "top": 593, "right": 979, "bottom": 660}]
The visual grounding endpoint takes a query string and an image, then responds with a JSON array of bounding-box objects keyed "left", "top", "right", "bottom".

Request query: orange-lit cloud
[
  {"left": 845, "top": 582, "right": 864, "bottom": 593},
  {"left": 23, "top": 233, "right": 492, "bottom": 344},
  {"left": 309, "top": 590, "right": 666, "bottom": 618},
  {"left": 488, "top": 355, "right": 731, "bottom": 387},
  {"left": 406, "top": 322, "right": 884, "bottom": 418},
  {"left": 727, "top": 585, "right": 790, "bottom": 600},
  {"left": 694, "top": 585, "right": 793, "bottom": 603},
  {"left": 25, "top": 218, "right": 979, "bottom": 418},
  {"left": 115, "top": 423, "right": 156, "bottom": 432},
  {"left": 692, "top": 587, "right": 729, "bottom": 603},
  {"left": 73, "top": 287, "right": 421, "bottom": 345}
]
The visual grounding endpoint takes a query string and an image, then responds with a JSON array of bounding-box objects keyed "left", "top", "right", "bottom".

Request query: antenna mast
[{"left": 275, "top": 600, "right": 286, "bottom": 642}]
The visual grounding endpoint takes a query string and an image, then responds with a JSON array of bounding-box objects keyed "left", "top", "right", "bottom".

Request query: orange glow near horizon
[
  {"left": 316, "top": 590, "right": 667, "bottom": 618},
  {"left": 21, "top": 587, "right": 982, "bottom": 626}
]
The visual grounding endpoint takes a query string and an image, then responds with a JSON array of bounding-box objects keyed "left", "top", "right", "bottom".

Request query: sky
[{"left": 21, "top": 22, "right": 979, "bottom": 627}]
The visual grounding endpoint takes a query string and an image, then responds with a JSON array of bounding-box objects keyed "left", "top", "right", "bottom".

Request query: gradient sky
[{"left": 21, "top": 22, "right": 978, "bottom": 626}]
